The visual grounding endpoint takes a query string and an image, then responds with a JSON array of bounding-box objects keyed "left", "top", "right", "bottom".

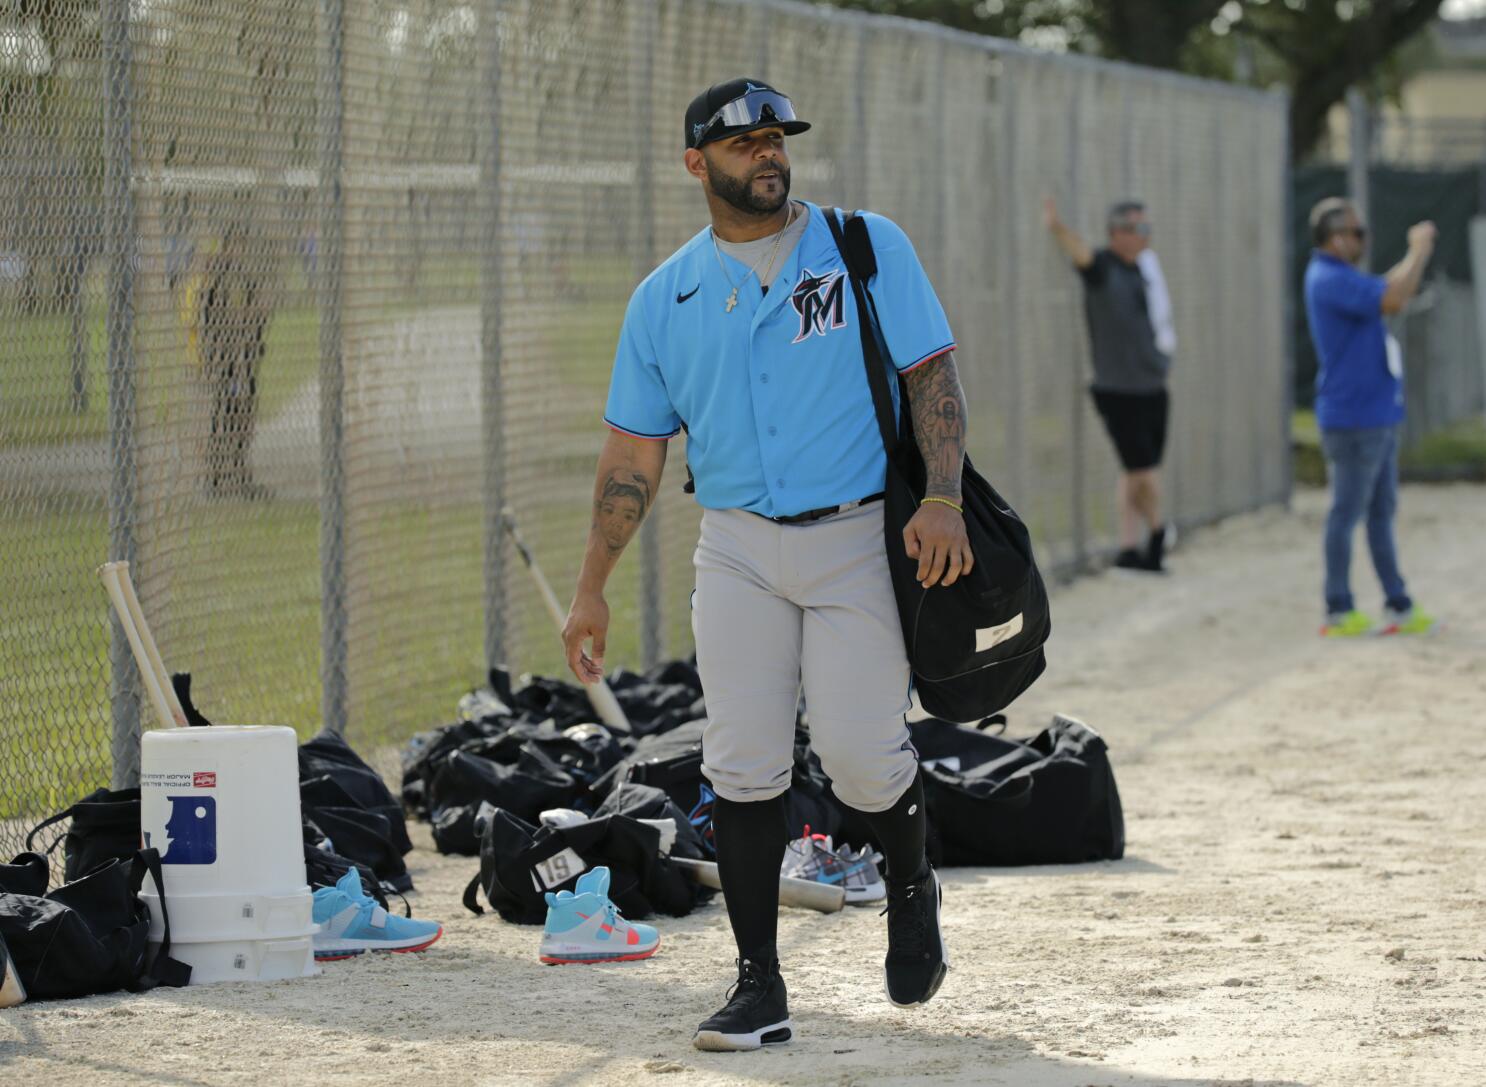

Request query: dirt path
[{"left": 4, "top": 484, "right": 1484, "bottom": 1087}]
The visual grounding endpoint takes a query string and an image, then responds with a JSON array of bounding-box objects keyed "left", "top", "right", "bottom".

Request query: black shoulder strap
[
  {"left": 25, "top": 804, "right": 75, "bottom": 855},
  {"left": 462, "top": 872, "right": 486, "bottom": 916},
  {"left": 171, "top": 673, "right": 215, "bottom": 727},
  {"left": 823, "top": 208, "right": 898, "bottom": 456},
  {"left": 132, "top": 848, "right": 192, "bottom": 989}
]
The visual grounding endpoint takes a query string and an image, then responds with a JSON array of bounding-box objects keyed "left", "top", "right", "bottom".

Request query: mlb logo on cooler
[
  {"left": 194, "top": 771, "right": 216, "bottom": 788},
  {"left": 159, "top": 794, "right": 218, "bottom": 865}
]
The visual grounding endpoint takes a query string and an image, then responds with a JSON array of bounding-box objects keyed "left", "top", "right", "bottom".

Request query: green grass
[
  {"left": 0, "top": 297, "right": 321, "bottom": 448},
  {"left": 1292, "top": 409, "right": 1326, "bottom": 487},
  {"left": 1295, "top": 409, "right": 1486, "bottom": 484},
  {"left": 0, "top": 492, "right": 656, "bottom": 821},
  {"left": 1401, "top": 419, "right": 1486, "bottom": 481}
]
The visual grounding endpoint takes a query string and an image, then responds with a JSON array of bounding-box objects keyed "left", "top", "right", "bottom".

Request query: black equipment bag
[
  {"left": 592, "top": 782, "right": 707, "bottom": 861},
  {"left": 299, "top": 729, "right": 414, "bottom": 856},
  {"left": 302, "top": 823, "right": 390, "bottom": 910},
  {"left": 461, "top": 806, "right": 700, "bottom": 925},
  {"left": 0, "top": 847, "right": 191, "bottom": 999},
  {"left": 910, "top": 713, "right": 1124, "bottom": 865},
  {"left": 300, "top": 792, "right": 413, "bottom": 893},
  {"left": 824, "top": 209, "right": 1051, "bottom": 721},
  {"left": 26, "top": 787, "right": 141, "bottom": 883}
]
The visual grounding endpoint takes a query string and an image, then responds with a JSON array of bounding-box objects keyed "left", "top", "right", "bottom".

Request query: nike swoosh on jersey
[{"left": 676, "top": 285, "right": 700, "bottom": 304}]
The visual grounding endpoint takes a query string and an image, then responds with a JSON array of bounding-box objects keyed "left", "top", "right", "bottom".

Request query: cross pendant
[{"left": 725, "top": 288, "right": 738, "bottom": 313}]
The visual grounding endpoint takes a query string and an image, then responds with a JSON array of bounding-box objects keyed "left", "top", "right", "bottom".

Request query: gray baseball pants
[{"left": 692, "top": 501, "right": 918, "bottom": 813}]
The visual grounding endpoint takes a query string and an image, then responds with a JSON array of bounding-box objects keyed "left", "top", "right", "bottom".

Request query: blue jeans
[{"left": 1320, "top": 425, "right": 1411, "bottom": 616}]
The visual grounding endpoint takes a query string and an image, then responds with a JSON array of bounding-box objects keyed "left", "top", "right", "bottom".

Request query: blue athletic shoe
[
  {"left": 539, "top": 866, "right": 660, "bottom": 965},
  {"left": 312, "top": 869, "right": 443, "bottom": 961}
]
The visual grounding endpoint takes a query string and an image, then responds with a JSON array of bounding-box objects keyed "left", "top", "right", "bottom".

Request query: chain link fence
[{"left": 0, "top": 0, "right": 1289, "bottom": 853}]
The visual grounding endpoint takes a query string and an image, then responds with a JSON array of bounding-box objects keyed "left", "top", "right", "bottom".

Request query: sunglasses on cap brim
[
  {"left": 1113, "top": 221, "right": 1152, "bottom": 237},
  {"left": 694, "top": 89, "right": 803, "bottom": 147}
]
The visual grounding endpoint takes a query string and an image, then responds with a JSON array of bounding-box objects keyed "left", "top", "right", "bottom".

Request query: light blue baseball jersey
[{"left": 604, "top": 201, "right": 955, "bottom": 518}]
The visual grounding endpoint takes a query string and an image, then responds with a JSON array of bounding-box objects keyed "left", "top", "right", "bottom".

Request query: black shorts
[{"left": 1091, "top": 387, "right": 1169, "bottom": 472}]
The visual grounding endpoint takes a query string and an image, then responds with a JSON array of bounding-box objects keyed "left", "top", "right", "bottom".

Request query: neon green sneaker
[
  {"left": 1320, "top": 610, "right": 1374, "bottom": 638},
  {"left": 1381, "top": 607, "right": 1437, "bottom": 635}
]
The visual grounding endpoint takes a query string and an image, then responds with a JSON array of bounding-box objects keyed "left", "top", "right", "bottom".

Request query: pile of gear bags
[
  {"left": 1, "top": 657, "right": 1124, "bottom": 1003},
  {"left": 407, "top": 658, "right": 1126, "bottom": 924}
]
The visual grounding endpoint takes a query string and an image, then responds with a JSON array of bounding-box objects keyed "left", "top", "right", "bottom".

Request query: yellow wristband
[{"left": 920, "top": 496, "right": 964, "bottom": 514}]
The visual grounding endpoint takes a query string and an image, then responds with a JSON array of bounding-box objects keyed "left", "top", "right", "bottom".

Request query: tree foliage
[{"left": 814, "top": 0, "right": 1449, "bottom": 160}]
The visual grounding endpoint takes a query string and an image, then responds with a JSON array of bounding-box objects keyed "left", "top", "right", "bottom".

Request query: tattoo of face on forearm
[
  {"left": 906, "top": 354, "right": 967, "bottom": 495},
  {"left": 594, "top": 471, "right": 653, "bottom": 555}
]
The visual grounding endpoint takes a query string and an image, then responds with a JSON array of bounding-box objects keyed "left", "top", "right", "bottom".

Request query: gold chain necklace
[{"left": 711, "top": 202, "right": 797, "bottom": 314}]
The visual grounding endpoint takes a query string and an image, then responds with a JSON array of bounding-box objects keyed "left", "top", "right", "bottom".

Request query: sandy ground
[{"left": 4, "top": 483, "right": 1485, "bottom": 1087}]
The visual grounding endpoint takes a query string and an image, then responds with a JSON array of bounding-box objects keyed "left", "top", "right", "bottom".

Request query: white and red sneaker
[{"left": 539, "top": 866, "right": 659, "bottom": 965}]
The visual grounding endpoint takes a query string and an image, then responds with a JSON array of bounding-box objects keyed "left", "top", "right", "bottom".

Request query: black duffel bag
[
  {"left": 26, "top": 787, "right": 141, "bottom": 882},
  {"left": 0, "top": 848, "right": 190, "bottom": 999},
  {"left": 825, "top": 209, "right": 1051, "bottom": 722},
  {"left": 299, "top": 730, "right": 413, "bottom": 856},
  {"left": 462, "top": 805, "right": 700, "bottom": 925},
  {"left": 911, "top": 713, "right": 1124, "bottom": 866}
]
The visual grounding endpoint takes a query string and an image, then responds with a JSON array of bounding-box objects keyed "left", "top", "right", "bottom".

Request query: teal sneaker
[
  {"left": 312, "top": 869, "right": 443, "bottom": 961},
  {"left": 1320, "top": 610, "right": 1374, "bottom": 638},
  {"left": 539, "top": 866, "right": 659, "bottom": 965},
  {"left": 1381, "top": 607, "right": 1437, "bottom": 635}
]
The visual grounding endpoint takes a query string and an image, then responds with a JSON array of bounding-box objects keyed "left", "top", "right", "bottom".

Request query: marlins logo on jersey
[{"left": 790, "top": 267, "right": 847, "bottom": 344}]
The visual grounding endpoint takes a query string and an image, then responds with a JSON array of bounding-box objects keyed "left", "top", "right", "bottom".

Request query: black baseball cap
[{"left": 684, "top": 77, "right": 811, "bottom": 150}]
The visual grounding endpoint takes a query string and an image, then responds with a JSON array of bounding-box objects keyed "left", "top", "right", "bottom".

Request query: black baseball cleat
[
  {"left": 1114, "top": 547, "right": 1165, "bottom": 574},
  {"left": 693, "top": 958, "right": 793, "bottom": 1051},
  {"left": 1145, "top": 522, "right": 1175, "bottom": 571},
  {"left": 881, "top": 865, "right": 948, "bottom": 1007}
]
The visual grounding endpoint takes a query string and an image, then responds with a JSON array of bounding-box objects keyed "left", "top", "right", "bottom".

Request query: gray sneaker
[{"left": 780, "top": 827, "right": 886, "bottom": 905}]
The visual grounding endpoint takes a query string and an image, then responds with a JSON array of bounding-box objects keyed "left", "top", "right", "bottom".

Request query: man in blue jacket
[{"left": 1304, "top": 197, "right": 1436, "bottom": 637}]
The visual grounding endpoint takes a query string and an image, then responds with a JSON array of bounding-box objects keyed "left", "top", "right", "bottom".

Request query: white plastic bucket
[{"left": 140, "top": 725, "right": 318, "bottom": 984}]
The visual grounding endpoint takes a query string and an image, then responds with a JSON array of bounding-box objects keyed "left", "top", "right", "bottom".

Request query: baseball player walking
[{"left": 562, "top": 78, "right": 971, "bottom": 1050}]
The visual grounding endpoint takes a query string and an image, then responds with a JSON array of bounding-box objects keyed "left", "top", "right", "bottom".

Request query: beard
[{"left": 707, "top": 157, "right": 791, "bottom": 216}]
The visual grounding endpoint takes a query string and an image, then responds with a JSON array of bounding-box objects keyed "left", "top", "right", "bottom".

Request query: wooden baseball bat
[
  {"left": 97, "top": 561, "right": 188, "bottom": 729},
  {"left": 670, "top": 856, "right": 847, "bottom": 915},
  {"left": 500, "top": 508, "right": 632, "bottom": 734}
]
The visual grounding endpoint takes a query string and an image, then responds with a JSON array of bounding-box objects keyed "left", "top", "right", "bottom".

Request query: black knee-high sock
[
  {"left": 711, "top": 793, "right": 788, "bottom": 965},
  {"left": 854, "top": 772, "right": 927, "bottom": 883}
]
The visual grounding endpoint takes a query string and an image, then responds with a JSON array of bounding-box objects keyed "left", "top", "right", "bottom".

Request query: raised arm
[
  {"left": 900, "top": 351, "right": 974, "bottom": 590},
  {"left": 1380, "top": 221, "right": 1437, "bottom": 315},
  {"left": 1043, "top": 196, "right": 1094, "bottom": 270},
  {"left": 562, "top": 430, "right": 668, "bottom": 683}
]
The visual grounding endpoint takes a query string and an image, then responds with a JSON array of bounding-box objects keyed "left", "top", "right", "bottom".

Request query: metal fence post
[
  {"left": 1281, "top": 102, "right": 1296, "bottom": 507},
  {"left": 999, "top": 64, "right": 1026, "bottom": 512},
  {"left": 480, "top": 0, "right": 508, "bottom": 673},
  {"left": 319, "top": 0, "right": 348, "bottom": 734},
  {"left": 1211, "top": 112, "right": 1226, "bottom": 513},
  {"left": 934, "top": 43, "right": 949, "bottom": 283},
  {"left": 1068, "top": 76, "right": 1087, "bottom": 569},
  {"left": 853, "top": 26, "right": 870, "bottom": 208},
  {"left": 104, "top": 0, "right": 140, "bottom": 788},
  {"left": 69, "top": 222, "right": 89, "bottom": 414},
  {"left": 635, "top": 0, "right": 662, "bottom": 669},
  {"left": 1347, "top": 88, "right": 1371, "bottom": 258}
]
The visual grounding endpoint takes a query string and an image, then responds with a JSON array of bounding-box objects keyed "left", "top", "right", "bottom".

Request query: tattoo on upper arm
[
  {"left": 594, "top": 470, "right": 653, "bottom": 557},
  {"left": 904, "top": 352, "right": 967, "bottom": 499}
]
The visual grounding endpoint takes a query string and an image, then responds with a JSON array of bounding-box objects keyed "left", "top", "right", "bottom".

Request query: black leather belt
[{"left": 766, "top": 492, "right": 884, "bottom": 525}]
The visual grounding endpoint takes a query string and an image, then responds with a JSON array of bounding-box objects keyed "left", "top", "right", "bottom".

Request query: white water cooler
[{"left": 140, "top": 725, "right": 319, "bottom": 984}]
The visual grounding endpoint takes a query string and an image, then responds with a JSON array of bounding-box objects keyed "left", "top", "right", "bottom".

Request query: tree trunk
[{"left": 1093, "top": 0, "right": 1227, "bottom": 71}]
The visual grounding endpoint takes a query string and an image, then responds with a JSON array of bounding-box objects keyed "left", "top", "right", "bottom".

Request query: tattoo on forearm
[
  {"left": 904, "top": 353, "right": 967, "bottom": 499},
  {"left": 593, "top": 470, "right": 653, "bottom": 558}
]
